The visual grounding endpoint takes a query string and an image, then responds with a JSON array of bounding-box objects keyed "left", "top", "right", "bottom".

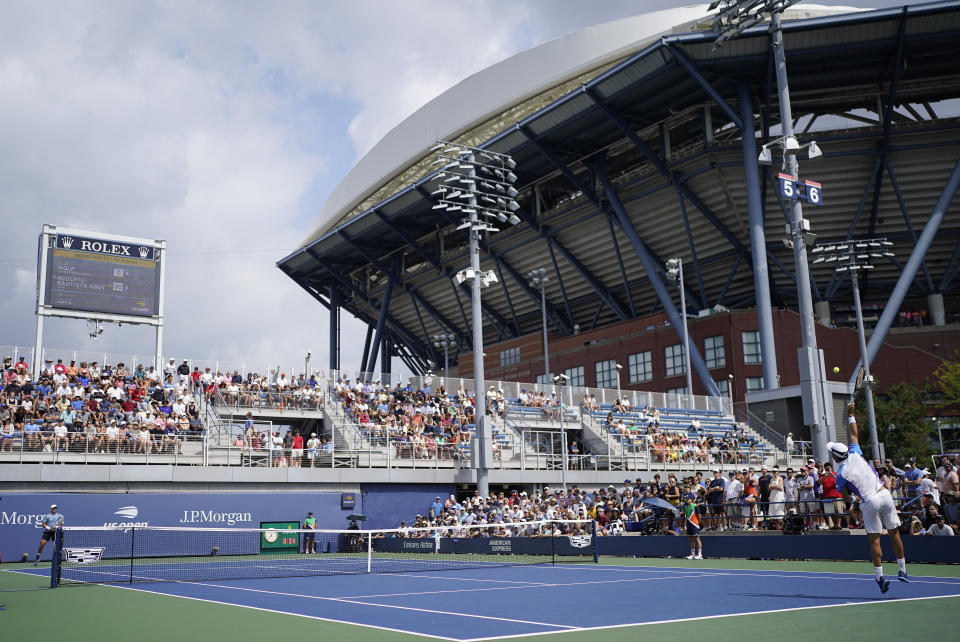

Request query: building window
[
  {"left": 535, "top": 373, "right": 552, "bottom": 384},
  {"left": 713, "top": 378, "right": 729, "bottom": 397},
  {"left": 595, "top": 359, "right": 618, "bottom": 389},
  {"left": 499, "top": 347, "right": 520, "bottom": 367},
  {"left": 627, "top": 351, "right": 652, "bottom": 383},
  {"left": 704, "top": 335, "right": 725, "bottom": 369},
  {"left": 564, "top": 366, "right": 584, "bottom": 388},
  {"left": 745, "top": 376, "right": 765, "bottom": 393},
  {"left": 742, "top": 331, "right": 762, "bottom": 364},
  {"left": 664, "top": 344, "right": 686, "bottom": 377},
  {"left": 666, "top": 386, "right": 689, "bottom": 395}
]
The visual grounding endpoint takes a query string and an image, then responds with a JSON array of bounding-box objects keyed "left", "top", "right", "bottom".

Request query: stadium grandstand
[{"left": 4, "top": 3, "right": 960, "bottom": 639}]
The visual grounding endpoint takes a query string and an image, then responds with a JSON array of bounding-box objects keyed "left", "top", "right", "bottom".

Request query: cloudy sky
[{"left": 0, "top": 0, "right": 899, "bottom": 376}]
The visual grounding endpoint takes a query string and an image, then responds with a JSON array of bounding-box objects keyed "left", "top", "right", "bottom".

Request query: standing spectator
[
  {"left": 768, "top": 467, "right": 785, "bottom": 529},
  {"left": 903, "top": 460, "right": 922, "bottom": 499},
  {"left": 920, "top": 469, "right": 940, "bottom": 508},
  {"left": 784, "top": 467, "right": 798, "bottom": 513},
  {"left": 820, "top": 462, "right": 845, "bottom": 529},
  {"left": 291, "top": 431, "right": 303, "bottom": 468},
  {"left": 797, "top": 465, "right": 818, "bottom": 528},
  {"left": 725, "top": 471, "right": 743, "bottom": 530},
  {"left": 306, "top": 432, "right": 320, "bottom": 468},
  {"left": 757, "top": 466, "right": 772, "bottom": 521},
  {"left": 941, "top": 462, "right": 958, "bottom": 495},
  {"left": 706, "top": 469, "right": 725, "bottom": 531},
  {"left": 785, "top": 432, "right": 794, "bottom": 459}
]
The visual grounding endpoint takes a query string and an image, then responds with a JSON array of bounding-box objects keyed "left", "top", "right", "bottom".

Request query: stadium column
[
  {"left": 849, "top": 158, "right": 960, "bottom": 383},
  {"left": 596, "top": 167, "right": 720, "bottom": 397},
  {"left": 738, "top": 83, "right": 778, "bottom": 391},
  {"left": 366, "top": 276, "right": 393, "bottom": 376},
  {"left": 329, "top": 286, "right": 340, "bottom": 373}
]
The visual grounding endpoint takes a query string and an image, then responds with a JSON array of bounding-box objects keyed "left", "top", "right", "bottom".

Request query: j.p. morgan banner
[{"left": 0, "top": 492, "right": 350, "bottom": 563}]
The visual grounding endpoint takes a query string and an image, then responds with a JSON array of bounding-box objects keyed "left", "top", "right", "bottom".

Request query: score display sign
[
  {"left": 259, "top": 521, "right": 301, "bottom": 554},
  {"left": 778, "top": 173, "right": 823, "bottom": 206},
  {"left": 43, "top": 232, "right": 162, "bottom": 318}
]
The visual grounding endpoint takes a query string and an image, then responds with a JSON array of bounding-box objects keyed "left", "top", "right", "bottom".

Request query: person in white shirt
[
  {"left": 920, "top": 470, "right": 940, "bottom": 507},
  {"left": 830, "top": 402, "right": 907, "bottom": 593},
  {"left": 926, "top": 515, "right": 954, "bottom": 536},
  {"left": 725, "top": 471, "right": 744, "bottom": 529}
]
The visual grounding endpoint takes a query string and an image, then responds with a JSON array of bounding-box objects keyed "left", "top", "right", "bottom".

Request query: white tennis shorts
[{"left": 861, "top": 488, "right": 901, "bottom": 534}]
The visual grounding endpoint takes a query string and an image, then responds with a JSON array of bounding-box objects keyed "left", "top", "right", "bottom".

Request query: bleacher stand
[{"left": 0, "top": 356, "right": 204, "bottom": 460}]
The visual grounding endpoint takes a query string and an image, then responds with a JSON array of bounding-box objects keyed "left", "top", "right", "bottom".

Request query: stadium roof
[{"left": 279, "top": 1, "right": 960, "bottom": 374}]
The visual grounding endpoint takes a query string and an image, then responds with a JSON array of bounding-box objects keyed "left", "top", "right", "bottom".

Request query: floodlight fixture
[{"left": 757, "top": 146, "right": 773, "bottom": 166}]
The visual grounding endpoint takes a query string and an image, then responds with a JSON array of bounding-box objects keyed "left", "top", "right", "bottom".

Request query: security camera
[{"left": 306, "top": 350, "right": 312, "bottom": 358}]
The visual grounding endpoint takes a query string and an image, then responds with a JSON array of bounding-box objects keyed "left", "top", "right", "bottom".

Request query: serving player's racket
[{"left": 849, "top": 365, "right": 866, "bottom": 403}]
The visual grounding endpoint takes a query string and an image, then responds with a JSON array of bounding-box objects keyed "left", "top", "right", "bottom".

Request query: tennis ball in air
[{"left": 832, "top": 366, "right": 840, "bottom": 374}]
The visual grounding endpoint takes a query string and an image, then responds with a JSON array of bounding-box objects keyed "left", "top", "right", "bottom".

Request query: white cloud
[{"left": 0, "top": 0, "right": 889, "bottom": 374}]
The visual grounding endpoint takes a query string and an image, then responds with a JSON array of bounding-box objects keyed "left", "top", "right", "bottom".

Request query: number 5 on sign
[
  {"left": 778, "top": 173, "right": 796, "bottom": 199},
  {"left": 804, "top": 179, "right": 823, "bottom": 206}
]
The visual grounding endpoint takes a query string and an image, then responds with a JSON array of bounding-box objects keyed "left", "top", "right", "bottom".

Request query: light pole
[
  {"left": 432, "top": 333, "right": 457, "bottom": 380},
  {"left": 615, "top": 363, "right": 623, "bottom": 401},
  {"left": 812, "top": 238, "right": 894, "bottom": 460},
  {"left": 711, "top": 0, "right": 831, "bottom": 462},
  {"left": 432, "top": 141, "right": 521, "bottom": 498},
  {"left": 666, "top": 258, "right": 693, "bottom": 397},
  {"left": 554, "top": 373, "right": 569, "bottom": 491},
  {"left": 527, "top": 268, "right": 550, "bottom": 381}
]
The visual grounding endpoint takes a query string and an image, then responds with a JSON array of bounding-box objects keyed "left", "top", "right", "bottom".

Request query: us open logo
[
  {"left": 569, "top": 534, "right": 592, "bottom": 548},
  {"left": 65, "top": 547, "right": 105, "bottom": 564}
]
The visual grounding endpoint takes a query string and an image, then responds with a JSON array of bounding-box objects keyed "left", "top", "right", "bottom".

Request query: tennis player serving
[
  {"left": 35, "top": 503, "right": 64, "bottom": 566},
  {"left": 829, "top": 402, "right": 908, "bottom": 593}
]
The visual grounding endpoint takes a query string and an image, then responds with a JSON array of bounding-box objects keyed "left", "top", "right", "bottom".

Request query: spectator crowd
[
  {"left": 0, "top": 356, "right": 204, "bottom": 455},
  {"left": 394, "top": 452, "right": 960, "bottom": 538}
]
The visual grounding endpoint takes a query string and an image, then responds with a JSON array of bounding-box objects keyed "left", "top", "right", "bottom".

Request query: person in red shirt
[
  {"left": 742, "top": 477, "right": 759, "bottom": 530},
  {"left": 820, "top": 462, "right": 845, "bottom": 529},
  {"left": 291, "top": 431, "right": 304, "bottom": 467}
]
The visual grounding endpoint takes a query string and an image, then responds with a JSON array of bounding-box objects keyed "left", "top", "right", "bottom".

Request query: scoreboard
[
  {"left": 43, "top": 232, "right": 162, "bottom": 318},
  {"left": 259, "top": 521, "right": 301, "bottom": 554}
]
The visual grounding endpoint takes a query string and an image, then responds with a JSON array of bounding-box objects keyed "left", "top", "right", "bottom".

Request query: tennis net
[{"left": 52, "top": 519, "right": 597, "bottom": 586}]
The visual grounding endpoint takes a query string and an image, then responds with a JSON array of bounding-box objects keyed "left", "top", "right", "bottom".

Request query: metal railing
[{"left": 212, "top": 387, "right": 326, "bottom": 414}]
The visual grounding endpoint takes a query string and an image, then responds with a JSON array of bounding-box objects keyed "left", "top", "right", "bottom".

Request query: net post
[
  {"left": 129, "top": 527, "right": 136, "bottom": 584},
  {"left": 49, "top": 528, "right": 62, "bottom": 588},
  {"left": 366, "top": 531, "right": 372, "bottom": 573},
  {"left": 592, "top": 519, "right": 599, "bottom": 564}
]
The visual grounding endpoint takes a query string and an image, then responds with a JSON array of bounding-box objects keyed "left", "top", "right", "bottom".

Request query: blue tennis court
[{"left": 23, "top": 563, "right": 960, "bottom": 640}]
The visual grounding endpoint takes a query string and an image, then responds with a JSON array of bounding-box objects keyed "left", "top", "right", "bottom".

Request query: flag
[{"left": 684, "top": 502, "right": 701, "bottom": 529}]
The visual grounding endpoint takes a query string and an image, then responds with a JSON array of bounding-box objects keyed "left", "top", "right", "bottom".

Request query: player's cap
[
  {"left": 826, "top": 442, "right": 848, "bottom": 461},
  {"left": 50, "top": 504, "right": 58, "bottom": 509}
]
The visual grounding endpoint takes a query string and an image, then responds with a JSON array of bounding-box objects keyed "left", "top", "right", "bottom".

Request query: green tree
[
  {"left": 853, "top": 381, "right": 935, "bottom": 463},
  {"left": 933, "top": 352, "right": 960, "bottom": 409}
]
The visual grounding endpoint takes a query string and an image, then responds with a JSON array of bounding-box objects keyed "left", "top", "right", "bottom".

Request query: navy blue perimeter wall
[
  {"left": 0, "top": 492, "right": 352, "bottom": 563},
  {"left": 597, "top": 535, "right": 960, "bottom": 564},
  {"left": 360, "top": 484, "right": 456, "bottom": 530}
]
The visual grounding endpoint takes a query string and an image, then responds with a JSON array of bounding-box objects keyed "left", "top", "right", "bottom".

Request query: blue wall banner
[
  {"left": 0, "top": 492, "right": 352, "bottom": 563},
  {"left": 360, "top": 484, "right": 455, "bottom": 529}
]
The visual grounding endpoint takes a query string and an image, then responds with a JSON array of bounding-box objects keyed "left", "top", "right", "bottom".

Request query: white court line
[
  {"left": 389, "top": 573, "right": 546, "bottom": 585},
  {"left": 182, "top": 580, "right": 577, "bottom": 630},
  {"left": 96, "top": 582, "right": 461, "bottom": 641},
  {"left": 550, "top": 562, "right": 960, "bottom": 581},
  {"left": 335, "top": 573, "right": 726, "bottom": 599},
  {"left": 462, "top": 593, "right": 960, "bottom": 642}
]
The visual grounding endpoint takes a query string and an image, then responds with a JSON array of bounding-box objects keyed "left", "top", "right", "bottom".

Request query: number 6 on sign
[{"left": 805, "top": 180, "right": 823, "bottom": 206}]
